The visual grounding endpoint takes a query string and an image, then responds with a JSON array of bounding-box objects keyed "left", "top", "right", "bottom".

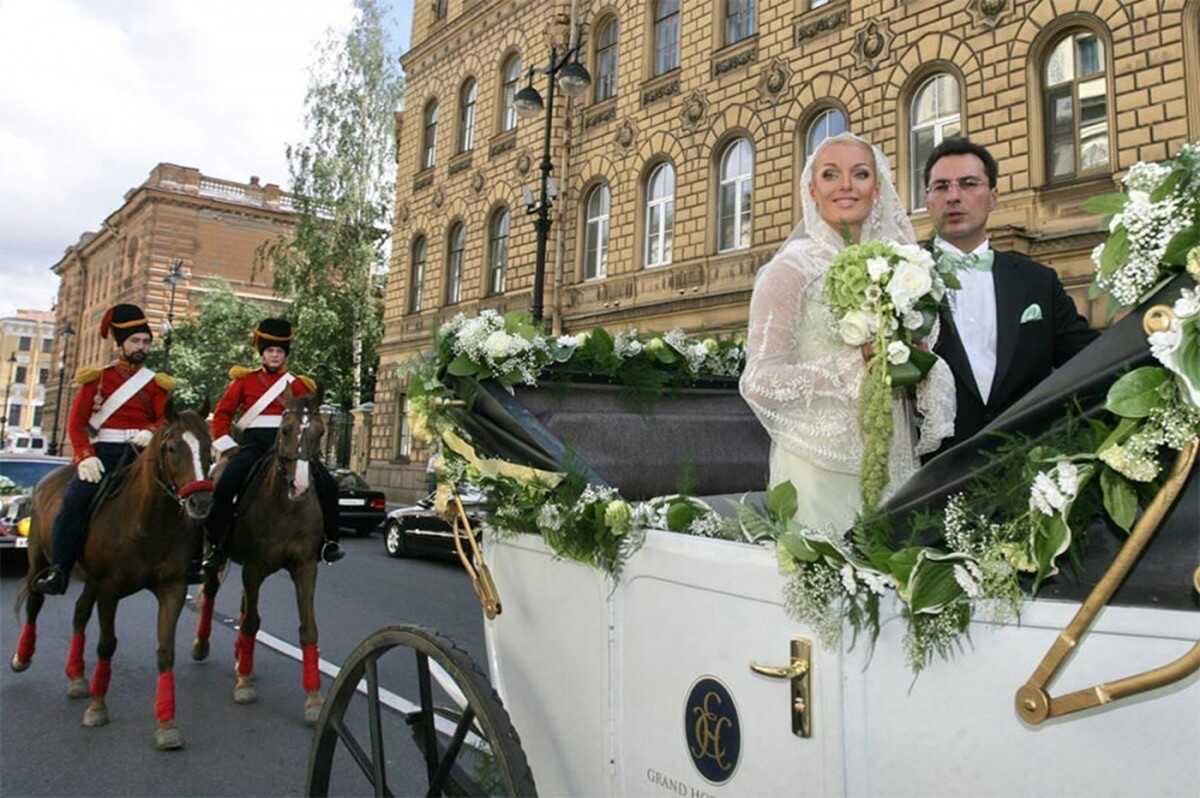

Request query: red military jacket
[
  {"left": 211, "top": 365, "right": 316, "bottom": 450},
  {"left": 68, "top": 361, "right": 174, "bottom": 463}
]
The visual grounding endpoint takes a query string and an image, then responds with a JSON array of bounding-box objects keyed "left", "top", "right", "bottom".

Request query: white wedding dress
[{"left": 739, "top": 133, "right": 955, "bottom": 533}]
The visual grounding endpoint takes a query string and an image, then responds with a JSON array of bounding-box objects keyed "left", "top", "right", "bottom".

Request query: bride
[{"left": 739, "top": 132, "right": 955, "bottom": 532}]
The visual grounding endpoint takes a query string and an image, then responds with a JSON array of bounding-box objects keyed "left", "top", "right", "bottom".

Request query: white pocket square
[{"left": 1020, "top": 304, "right": 1043, "bottom": 323}]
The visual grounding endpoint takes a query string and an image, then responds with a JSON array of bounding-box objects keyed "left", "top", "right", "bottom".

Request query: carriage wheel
[{"left": 306, "top": 625, "right": 535, "bottom": 797}]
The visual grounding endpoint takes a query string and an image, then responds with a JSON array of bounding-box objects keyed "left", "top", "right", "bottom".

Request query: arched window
[
  {"left": 501, "top": 55, "right": 522, "bottom": 132},
  {"left": 458, "top": 79, "right": 477, "bottom": 153},
  {"left": 910, "top": 74, "right": 961, "bottom": 208},
  {"left": 408, "top": 237, "right": 426, "bottom": 314},
  {"left": 595, "top": 18, "right": 619, "bottom": 102},
  {"left": 584, "top": 184, "right": 610, "bottom": 280},
  {"left": 446, "top": 223, "right": 465, "bottom": 305},
  {"left": 645, "top": 163, "right": 675, "bottom": 268},
  {"left": 422, "top": 100, "right": 438, "bottom": 170},
  {"left": 806, "top": 108, "right": 848, "bottom": 157},
  {"left": 654, "top": 0, "right": 680, "bottom": 76},
  {"left": 718, "top": 138, "right": 753, "bottom": 252},
  {"left": 725, "top": 0, "right": 756, "bottom": 46},
  {"left": 1043, "top": 30, "right": 1110, "bottom": 180},
  {"left": 488, "top": 208, "right": 510, "bottom": 295}
]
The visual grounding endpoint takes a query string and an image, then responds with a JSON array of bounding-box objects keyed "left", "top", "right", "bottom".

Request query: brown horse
[
  {"left": 10, "top": 406, "right": 214, "bottom": 750},
  {"left": 191, "top": 394, "right": 328, "bottom": 725}
]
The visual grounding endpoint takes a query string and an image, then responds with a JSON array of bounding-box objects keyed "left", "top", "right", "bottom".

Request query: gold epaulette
[
  {"left": 298, "top": 375, "right": 317, "bottom": 393},
  {"left": 74, "top": 365, "right": 102, "bottom": 385},
  {"left": 229, "top": 365, "right": 256, "bottom": 380},
  {"left": 154, "top": 373, "right": 176, "bottom": 392}
]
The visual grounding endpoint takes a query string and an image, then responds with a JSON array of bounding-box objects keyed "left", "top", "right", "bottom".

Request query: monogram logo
[{"left": 684, "top": 677, "right": 740, "bottom": 784}]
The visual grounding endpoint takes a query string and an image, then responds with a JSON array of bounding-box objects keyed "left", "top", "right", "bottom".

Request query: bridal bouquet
[{"left": 824, "top": 241, "right": 959, "bottom": 509}]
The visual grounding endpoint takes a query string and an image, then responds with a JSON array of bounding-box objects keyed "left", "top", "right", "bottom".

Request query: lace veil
[{"left": 739, "top": 132, "right": 956, "bottom": 483}]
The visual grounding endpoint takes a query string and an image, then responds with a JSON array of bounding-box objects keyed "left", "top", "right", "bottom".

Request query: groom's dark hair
[{"left": 923, "top": 137, "right": 999, "bottom": 189}]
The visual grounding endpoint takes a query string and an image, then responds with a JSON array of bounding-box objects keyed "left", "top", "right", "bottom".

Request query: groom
[{"left": 923, "top": 137, "right": 1098, "bottom": 458}]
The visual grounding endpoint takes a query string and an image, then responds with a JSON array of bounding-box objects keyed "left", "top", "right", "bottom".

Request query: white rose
[
  {"left": 1173, "top": 288, "right": 1200, "bottom": 319},
  {"left": 903, "top": 309, "right": 925, "bottom": 331},
  {"left": 899, "top": 245, "right": 936, "bottom": 271},
  {"left": 483, "top": 330, "right": 514, "bottom": 359},
  {"left": 1148, "top": 327, "right": 1182, "bottom": 360},
  {"left": 866, "top": 257, "right": 891, "bottom": 282},
  {"left": 886, "top": 340, "right": 911, "bottom": 365},
  {"left": 886, "top": 261, "right": 934, "bottom": 313},
  {"left": 1128, "top": 190, "right": 1151, "bottom": 206},
  {"left": 838, "top": 310, "right": 874, "bottom": 346}
]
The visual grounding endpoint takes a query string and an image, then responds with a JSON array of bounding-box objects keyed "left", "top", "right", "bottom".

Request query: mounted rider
[
  {"left": 33, "top": 303, "right": 178, "bottom": 595},
  {"left": 201, "top": 318, "right": 344, "bottom": 573}
]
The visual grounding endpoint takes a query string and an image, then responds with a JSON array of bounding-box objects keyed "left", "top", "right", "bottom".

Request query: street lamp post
[
  {"left": 161, "top": 259, "right": 185, "bottom": 370},
  {"left": 46, "top": 321, "right": 75, "bottom": 457},
  {"left": 1, "top": 352, "right": 16, "bottom": 452},
  {"left": 513, "top": 32, "right": 591, "bottom": 323}
]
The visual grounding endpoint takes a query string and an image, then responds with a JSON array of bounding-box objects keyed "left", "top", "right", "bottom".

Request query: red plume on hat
[{"left": 100, "top": 307, "right": 114, "bottom": 339}]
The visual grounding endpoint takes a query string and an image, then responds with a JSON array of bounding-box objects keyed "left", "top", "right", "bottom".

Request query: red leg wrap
[
  {"left": 302, "top": 643, "right": 320, "bottom": 693},
  {"left": 155, "top": 671, "right": 176, "bottom": 723},
  {"left": 235, "top": 631, "right": 255, "bottom": 677},
  {"left": 196, "top": 593, "right": 213, "bottom": 641},
  {"left": 65, "top": 632, "right": 86, "bottom": 680},
  {"left": 15, "top": 624, "right": 35, "bottom": 664},
  {"left": 90, "top": 658, "right": 112, "bottom": 697}
]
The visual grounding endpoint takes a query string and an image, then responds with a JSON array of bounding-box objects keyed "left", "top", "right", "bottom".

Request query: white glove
[
  {"left": 77, "top": 457, "right": 105, "bottom": 483},
  {"left": 131, "top": 429, "right": 154, "bottom": 448},
  {"left": 212, "top": 434, "right": 238, "bottom": 456}
]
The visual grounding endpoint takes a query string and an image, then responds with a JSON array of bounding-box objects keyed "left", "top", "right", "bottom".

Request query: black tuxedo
[{"left": 929, "top": 249, "right": 1098, "bottom": 458}]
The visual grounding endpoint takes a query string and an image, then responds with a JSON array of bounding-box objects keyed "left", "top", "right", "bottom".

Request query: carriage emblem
[{"left": 684, "top": 677, "right": 741, "bottom": 784}]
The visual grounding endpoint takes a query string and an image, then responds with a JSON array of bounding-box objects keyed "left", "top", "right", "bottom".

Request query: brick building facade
[
  {"left": 45, "top": 164, "right": 296, "bottom": 458},
  {"left": 366, "top": 0, "right": 1200, "bottom": 501}
]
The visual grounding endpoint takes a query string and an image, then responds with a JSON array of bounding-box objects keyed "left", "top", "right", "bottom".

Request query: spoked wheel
[{"left": 306, "top": 625, "right": 535, "bottom": 797}]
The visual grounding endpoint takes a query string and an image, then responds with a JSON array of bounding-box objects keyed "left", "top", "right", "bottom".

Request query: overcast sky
[{"left": 0, "top": 0, "right": 411, "bottom": 318}]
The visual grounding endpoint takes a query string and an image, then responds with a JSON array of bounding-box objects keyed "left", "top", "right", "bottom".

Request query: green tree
[
  {"left": 147, "top": 279, "right": 267, "bottom": 409},
  {"left": 256, "top": 0, "right": 404, "bottom": 409}
]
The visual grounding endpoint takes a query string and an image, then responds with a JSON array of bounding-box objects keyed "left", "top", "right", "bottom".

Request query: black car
[
  {"left": 333, "top": 470, "right": 388, "bottom": 536},
  {"left": 383, "top": 488, "right": 487, "bottom": 559},
  {"left": 0, "top": 454, "right": 69, "bottom": 551}
]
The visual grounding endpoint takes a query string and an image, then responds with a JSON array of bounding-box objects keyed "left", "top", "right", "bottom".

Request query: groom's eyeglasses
[{"left": 926, "top": 176, "right": 988, "bottom": 195}]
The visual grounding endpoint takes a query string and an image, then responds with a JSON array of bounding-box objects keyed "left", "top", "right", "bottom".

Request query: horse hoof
[
  {"left": 67, "top": 678, "right": 90, "bottom": 699},
  {"left": 154, "top": 724, "right": 184, "bottom": 751},
  {"left": 82, "top": 704, "right": 109, "bottom": 727},
  {"left": 233, "top": 678, "right": 257, "bottom": 705},
  {"left": 191, "top": 638, "right": 209, "bottom": 661},
  {"left": 10, "top": 654, "right": 30, "bottom": 673},
  {"left": 304, "top": 692, "right": 324, "bottom": 726}
]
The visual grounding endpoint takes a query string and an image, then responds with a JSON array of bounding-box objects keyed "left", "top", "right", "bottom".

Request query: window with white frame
[
  {"left": 644, "top": 163, "right": 675, "bottom": 268},
  {"left": 725, "top": 0, "right": 756, "bottom": 46},
  {"left": 805, "top": 108, "right": 848, "bottom": 156},
  {"left": 584, "top": 184, "right": 610, "bottom": 280},
  {"left": 488, "top": 208, "right": 510, "bottom": 295},
  {"left": 718, "top": 138, "right": 753, "bottom": 252},
  {"left": 1044, "top": 30, "right": 1110, "bottom": 181},
  {"left": 446, "top": 223, "right": 465, "bottom": 304},
  {"left": 422, "top": 101, "right": 438, "bottom": 170},
  {"left": 408, "top": 237, "right": 427, "bottom": 313},
  {"left": 395, "top": 395, "right": 411, "bottom": 459},
  {"left": 910, "top": 74, "right": 961, "bottom": 208},
  {"left": 501, "top": 55, "right": 522, "bottom": 132},
  {"left": 654, "top": 0, "right": 680, "bottom": 75},
  {"left": 595, "top": 18, "right": 619, "bottom": 102},
  {"left": 458, "top": 79, "right": 477, "bottom": 153}
]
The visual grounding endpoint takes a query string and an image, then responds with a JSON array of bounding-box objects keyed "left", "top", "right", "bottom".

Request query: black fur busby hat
[
  {"left": 253, "top": 318, "right": 293, "bottom": 354},
  {"left": 100, "top": 303, "right": 151, "bottom": 346}
]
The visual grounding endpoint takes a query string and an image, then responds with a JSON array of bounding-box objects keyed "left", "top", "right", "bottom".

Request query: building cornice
[{"left": 400, "top": 0, "right": 533, "bottom": 80}]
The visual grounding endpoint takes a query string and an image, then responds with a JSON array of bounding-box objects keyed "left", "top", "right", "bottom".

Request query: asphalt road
[{"left": 0, "top": 532, "right": 487, "bottom": 797}]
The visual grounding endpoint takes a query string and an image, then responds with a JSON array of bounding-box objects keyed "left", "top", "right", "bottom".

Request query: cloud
[{"left": 0, "top": 0, "right": 361, "bottom": 317}]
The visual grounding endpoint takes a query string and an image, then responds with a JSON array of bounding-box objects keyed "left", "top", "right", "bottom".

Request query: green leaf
[
  {"left": 766, "top": 481, "right": 798, "bottom": 523},
  {"left": 1177, "top": 321, "right": 1200, "bottom": 386},
  {"left": 446, "top": 354, "right": 479, "bottom": 377},
  {"left": 1100, "top": 467, "right": 1139, "bottom": 532},
  {"left": 1032, "top": 515, "right": 1071, "bottom": 592},
  {"left": 1150, "top": 169, "right": 1184, "bottom": 203},
  {"left": 908, "top": 558, "right": 964, "bottom": 615},
  {"left": 1098, "top": 416, "right": 1140, "bottom": 452},
  {"left": 1100, "top": 227, "right": 1130, "bottom": 278},
  {"left": 666, "top": 501, "right": 704, "bottom": 533},
  {"left": 887, "top": 547, "right": 922, "bottom": 589},
  {"left": 1080, "top": 192, "right": 1130, "bottom": 216},
  {"left": 736, "top": 502, "right": 778, "bottom": 542},
  {"left": 1105, "top": 367, "right": 1172, "bottom": 418},
  {"left": 778, "top": 530, "right": 820, "bottom": 563},
  {"left": 888, "top": 361, "right": 924, "bottom": 387},
  {"left": 1164, "top": 226, "right": 1200, "bottom": 267}
]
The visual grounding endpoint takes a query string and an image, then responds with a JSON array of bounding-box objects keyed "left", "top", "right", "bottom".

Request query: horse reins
[{"left": 154, "top": 433, "right": 214, "bottom": 507}]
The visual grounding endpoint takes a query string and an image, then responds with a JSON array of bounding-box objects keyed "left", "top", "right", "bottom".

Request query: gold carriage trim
[{"left": 441, "top": 430, "right": 564, "bottom": 488}]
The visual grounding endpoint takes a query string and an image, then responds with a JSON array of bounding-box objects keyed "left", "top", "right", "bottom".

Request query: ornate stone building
[
  {"left": 0, "top": 309, "right": 55, "bottom": 452},
  {"left": 45, "top": 163, "right": 296, "bottom": 458},
  {"left": 366, "top": 0, "right": 1200, "bottom": 500}
]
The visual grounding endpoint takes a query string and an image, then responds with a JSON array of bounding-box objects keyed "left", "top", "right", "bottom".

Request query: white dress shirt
[{"left": 938, "top": 237, "right": 997, "bottom": 403}]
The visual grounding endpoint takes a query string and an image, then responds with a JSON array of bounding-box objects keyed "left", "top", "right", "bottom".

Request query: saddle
[{"left": 85, "top": 448, "right": 137, "bottom": 520}]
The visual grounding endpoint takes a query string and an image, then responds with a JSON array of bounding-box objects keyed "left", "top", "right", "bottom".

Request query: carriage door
[{"left": 613, "top": 531, "right": 846, "bottom": 797}]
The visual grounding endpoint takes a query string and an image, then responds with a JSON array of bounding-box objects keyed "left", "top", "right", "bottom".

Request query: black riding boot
[{"left": 314, "top": 463, "right": 344, "bottom": 563}]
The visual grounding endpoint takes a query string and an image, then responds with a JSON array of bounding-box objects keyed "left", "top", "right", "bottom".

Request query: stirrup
[
  {"left": 201, "top": 544, "right": 227, "bottom": 575},
  {"left": 320, "top": 540, "right": 344, "bottom": 564},
  {"left": 32, "top": 566, "right": 68, "bottom": 596}
]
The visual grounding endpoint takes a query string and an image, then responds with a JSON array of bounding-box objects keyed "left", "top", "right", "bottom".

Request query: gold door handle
[{"left": 750, "top": 638, "right": 812, "bottom": 738}]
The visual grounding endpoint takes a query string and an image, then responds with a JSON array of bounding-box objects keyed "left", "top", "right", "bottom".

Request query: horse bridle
[
  {"left": 274, "top": 407, "right": 318, "bottom": 477},
  {"left": 154, "top": 431, "right": 214, "bottom": 507}
]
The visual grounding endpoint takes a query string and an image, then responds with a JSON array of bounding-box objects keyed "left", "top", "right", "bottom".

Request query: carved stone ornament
[
  {"left": 713, "top": 46, "right": 756, "bottom": 79},
  {"left": 397, "top": 203, "right": 410, "bottom": 224},
  {"left": 471, "top": 170, "right": 486, "bottom": 194},
  {"left": 515, "top": 151, "right": 532, "bottom": 176},
  {"left": 756, "top": 58, "right": 793, "bottom": 104},
  {"left": 584, "top": 105, "right": 617, "bottom": 131},
  {"left": 612, "top": 118, "right": 638, "bottom": 157},
  {"left": 432, "top": 187, "right": 445, "bottom": 208},
  {"left": 968, "top": 0, "right": 1012, "bottom": 30},
  {"left": 679, "top": 90, "right": 710, "bottom": 133},
  {"left": 853, "top": 19, "right": 894, "bottom": 72},
  {"left": 794, "top": 3, "right": 849, "bottom": 46},
  {"left": 641, "top": 77, "right": 681, "bottom": 108}
]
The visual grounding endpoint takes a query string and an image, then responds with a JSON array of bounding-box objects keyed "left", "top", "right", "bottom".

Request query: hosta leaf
[
  {"left": 766, "top": 481, "right": 798, "bottom": 523},
  {"left": 1100, "top": 467, "right": 1138, "bottom": 532},
  {"left": 1105, "top": 367, "right": 1171, "bottom": 418}
]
